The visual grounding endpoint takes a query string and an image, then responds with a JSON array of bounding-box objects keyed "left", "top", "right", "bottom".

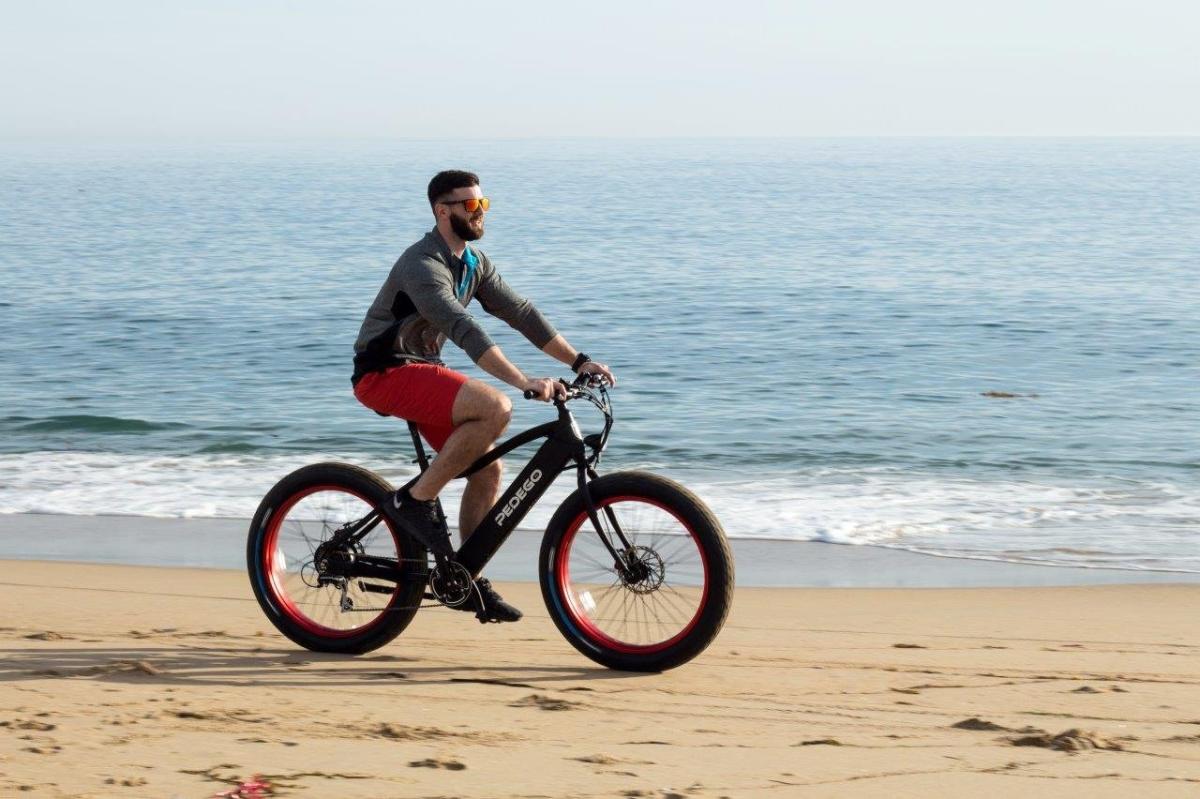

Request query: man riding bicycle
[{"left": 351, "top": 170, "right": 616, "bottom": 623}]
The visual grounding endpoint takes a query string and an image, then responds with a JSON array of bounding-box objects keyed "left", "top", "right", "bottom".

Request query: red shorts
[{"left": 353, "top": 364, "right": 468, "bottom": 452}]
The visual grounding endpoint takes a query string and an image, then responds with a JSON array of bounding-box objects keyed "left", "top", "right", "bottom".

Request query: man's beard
[{"left": 450, "top": 213, "right": 484, "bottom": 241}]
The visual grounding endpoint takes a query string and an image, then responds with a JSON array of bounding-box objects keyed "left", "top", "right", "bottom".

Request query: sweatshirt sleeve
[
  {"left": 402, "top": 255, "right": 496, "bottom": 362},
  {"left": 474, "top": 257, "right": 558, "bottom": 349}
]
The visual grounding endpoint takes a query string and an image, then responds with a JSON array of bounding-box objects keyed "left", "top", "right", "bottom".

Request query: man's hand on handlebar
[
  {"left": 578, "top": 360, "right": 616, "bottom": 387},
  {"left": 522, "top": 377, "right": 570, "bottom": 402}
]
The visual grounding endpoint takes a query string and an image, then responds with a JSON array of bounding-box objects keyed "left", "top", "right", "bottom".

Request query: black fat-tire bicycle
[{"left": 247, "top": 374, "right": 734, "bottom": 671}]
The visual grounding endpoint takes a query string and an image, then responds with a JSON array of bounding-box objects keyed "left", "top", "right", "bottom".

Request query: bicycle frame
[
  {"left": 437, "top": 403, "right": 579, "bottom": 576},
  {"left": 329, "top": 381, "right": 632, "bottom": 585}
]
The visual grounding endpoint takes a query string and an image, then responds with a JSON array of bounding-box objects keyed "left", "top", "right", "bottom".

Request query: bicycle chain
[
  {"left": 332, "top": 573, "right": 479, "bottom": 614},
  {"left": 319, "top": 556, "right": 481, "bottom": 614}
]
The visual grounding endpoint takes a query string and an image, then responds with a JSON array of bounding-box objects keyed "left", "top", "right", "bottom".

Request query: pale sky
[{"left": 2, "top": 0, "right": 1197, "bottom": 140}]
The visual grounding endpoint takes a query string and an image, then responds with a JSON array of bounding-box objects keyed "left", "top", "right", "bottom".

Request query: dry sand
[{"left": 1, "top": 559, "right": 1197, "bottom": 798}]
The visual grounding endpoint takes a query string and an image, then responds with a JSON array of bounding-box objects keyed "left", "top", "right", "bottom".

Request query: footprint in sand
[
  {"left": 575, "top": 754, "right": 620, "bottom": 765},
  {"left": 953, "top": 718, "right": 1045, "bottom": 734},
  {"left": 1, "top": 719, "right": 57, "bottom": 731},
  {"left": 572, "top": 754, "right": 654, "bottom": 766},
  {"left": 174, "top": 710, "right": 212, "bottom": 720},
  {"left": 22, "top": 744, "right": 63, "bottom": 755},
  {"left": 509, "top": 693, "right": 580, "bottom": 711},
  {"left": 408, "top": 758, "right": 466, "bottom": 771},
  {"left": 369, "top": 722, "right": 489, "bottom": 742},
  {"left": 1009, "top": 729, "right": 1124, "bottom": 752},
  {"left": 952, "top": 718, "right": 1009, "bottom": 731},
  {"left": 24, "top": 632, "right": 71, "bottom": 641}
]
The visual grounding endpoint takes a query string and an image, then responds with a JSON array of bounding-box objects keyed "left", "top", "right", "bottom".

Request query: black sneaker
[
  {"left": 390, "top": 489, "right": 454, "bottom": 557},
  {"left": 453, "top": 577, "right": 522, "bottom": 623}
]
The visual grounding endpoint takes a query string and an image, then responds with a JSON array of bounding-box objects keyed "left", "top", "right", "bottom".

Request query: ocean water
[{"left": 1, "top": 138, "right": 1197, "bottom": 572}]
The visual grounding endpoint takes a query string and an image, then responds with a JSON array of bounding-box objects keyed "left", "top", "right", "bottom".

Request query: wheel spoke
[
  {"left": 559, "top": 494, "right": 708, "bottom": 652},
  {"left": 263, "top": 484, "right": 407, "bottom": 636}
]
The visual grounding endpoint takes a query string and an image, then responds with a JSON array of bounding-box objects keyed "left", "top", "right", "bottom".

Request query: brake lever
[
  {"left": 574, "top": 372, "right": 609, "bottom": 389},
  {"left": 523, "top": 376, "right": 606, "bottom": 401}
]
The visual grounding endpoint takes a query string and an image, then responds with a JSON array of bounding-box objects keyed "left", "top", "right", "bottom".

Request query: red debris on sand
[{"left": 212, "top": 775, "right": 273, "bottom": 798}]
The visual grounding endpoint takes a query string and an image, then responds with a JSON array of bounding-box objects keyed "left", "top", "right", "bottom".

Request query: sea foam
[{"left": 1, "top": 452, "right": 1195, "bottom": 572}]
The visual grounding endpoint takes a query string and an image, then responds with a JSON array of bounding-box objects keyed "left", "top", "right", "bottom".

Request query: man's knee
[
  {"left": 477, "top": 388, "right": 512, "bottom": 434},
  {"left": 454, "top": 381, "right": 512, "bottom": 432},
  {"left": 490, "top": 397, "right": 512, "bottom": 434}
]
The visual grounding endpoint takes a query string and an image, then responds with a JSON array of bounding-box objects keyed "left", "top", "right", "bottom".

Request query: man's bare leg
[
  {"left": 400, "top": 379, "right": 522, "bottom": 620},
  {"left": 409, "top": 379, "right": 510, "bottom": 502},
  {"left": 459, "top": 457, "right": 503, "bottom": 542}
]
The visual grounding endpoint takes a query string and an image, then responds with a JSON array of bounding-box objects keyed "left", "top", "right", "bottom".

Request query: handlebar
[
  {"left": 522, "top": 373, "right": 607, "bottom": 401},
  {"left": 521, "top": 372, "right": 614, "bottom": 459}
]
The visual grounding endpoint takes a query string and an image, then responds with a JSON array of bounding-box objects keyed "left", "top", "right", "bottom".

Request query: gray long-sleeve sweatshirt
[{"left": 352, "top": 228, "right": 557, "bottom": 384}]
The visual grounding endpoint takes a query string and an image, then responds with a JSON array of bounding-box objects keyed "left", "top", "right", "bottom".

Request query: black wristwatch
[{"left": 571, "top": 352, "right": 591, "bottom": 373}]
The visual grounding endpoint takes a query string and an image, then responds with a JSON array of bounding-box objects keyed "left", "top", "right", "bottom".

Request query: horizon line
[{"left": 3, "top": 133, "right": 1199, "bottom": 146}]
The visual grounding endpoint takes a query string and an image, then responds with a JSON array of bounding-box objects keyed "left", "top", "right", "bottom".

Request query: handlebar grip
[{"left": 523, "top": 389, "right": 537, "bottom": 400}]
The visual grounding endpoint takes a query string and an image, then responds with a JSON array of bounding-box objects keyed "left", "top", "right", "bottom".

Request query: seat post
[
  {"left": 407, "top": 421, "right": 431, "bottom": 472},
  {"left": 404, "top": 420, "right": 450, "bottom": 535}
]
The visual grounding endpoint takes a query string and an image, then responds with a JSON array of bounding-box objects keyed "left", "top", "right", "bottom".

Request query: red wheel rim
[
  {"left": 555, "top": 495, "right": 710, "bottom": 655},
  {"left": 261, "top": 484, "right": 399, "bottom": 638}
]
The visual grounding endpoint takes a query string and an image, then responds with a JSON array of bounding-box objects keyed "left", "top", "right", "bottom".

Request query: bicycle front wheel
[{"left": 540, "top": 471, "right": 734, "bottom": 671}]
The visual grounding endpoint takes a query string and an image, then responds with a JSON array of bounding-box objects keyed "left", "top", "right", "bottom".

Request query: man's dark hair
[{"left": 427, "top": 170, "right": 479, "bottom": 208}]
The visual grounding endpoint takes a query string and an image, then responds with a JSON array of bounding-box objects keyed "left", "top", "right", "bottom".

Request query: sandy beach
[{"left": 1, "top": 559, "right": 1198, "bottom": 798}]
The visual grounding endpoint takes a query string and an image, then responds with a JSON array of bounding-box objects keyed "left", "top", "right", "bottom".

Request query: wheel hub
[
  {"left": 620, "top": 545, "right": 666, "bottom": 594},
  {"left": 311, "top": 542, "right": 358, "bottom": 587}
]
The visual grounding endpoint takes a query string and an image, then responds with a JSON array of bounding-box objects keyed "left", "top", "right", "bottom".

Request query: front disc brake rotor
[{"left": 622, "top": 545, "right": 666, "bottom": 594}]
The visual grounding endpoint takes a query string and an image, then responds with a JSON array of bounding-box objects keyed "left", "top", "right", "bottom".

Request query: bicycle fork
[{"left": 576, "top": 462, "right": 641, "bottom": 581}]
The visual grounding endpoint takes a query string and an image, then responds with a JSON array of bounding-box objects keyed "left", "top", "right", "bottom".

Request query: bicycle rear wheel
[
  {"left": 247, "top": 462, "right": 426, "bottom": 654},
  {"left": 540, "top": 471, "right": 734, "bottom": 671}
]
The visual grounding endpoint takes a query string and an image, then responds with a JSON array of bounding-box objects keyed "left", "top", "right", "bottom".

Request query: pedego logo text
[{"left": 494, "top": 469, "right": 543, "bottom": 526}]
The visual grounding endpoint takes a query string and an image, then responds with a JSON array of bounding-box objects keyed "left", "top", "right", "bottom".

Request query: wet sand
[
  {"left": 3, "top": 512, "right": 1198, "bottom": 587},
  {"left": 1, "top": 559, "right": 1198, "bottom": 797}
]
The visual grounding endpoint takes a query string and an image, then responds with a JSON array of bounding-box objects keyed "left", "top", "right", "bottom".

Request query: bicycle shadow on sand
[{"left": 0, "top": 642, "right": 644, "bottom": 688}]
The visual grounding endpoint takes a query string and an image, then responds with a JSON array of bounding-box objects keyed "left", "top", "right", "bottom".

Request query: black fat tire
[
  {"left": 247, "top": 462, "right": 426, "bottom": 654},
  {"left": 539, "top": 470, "right": 734, "bottom": 672}
]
